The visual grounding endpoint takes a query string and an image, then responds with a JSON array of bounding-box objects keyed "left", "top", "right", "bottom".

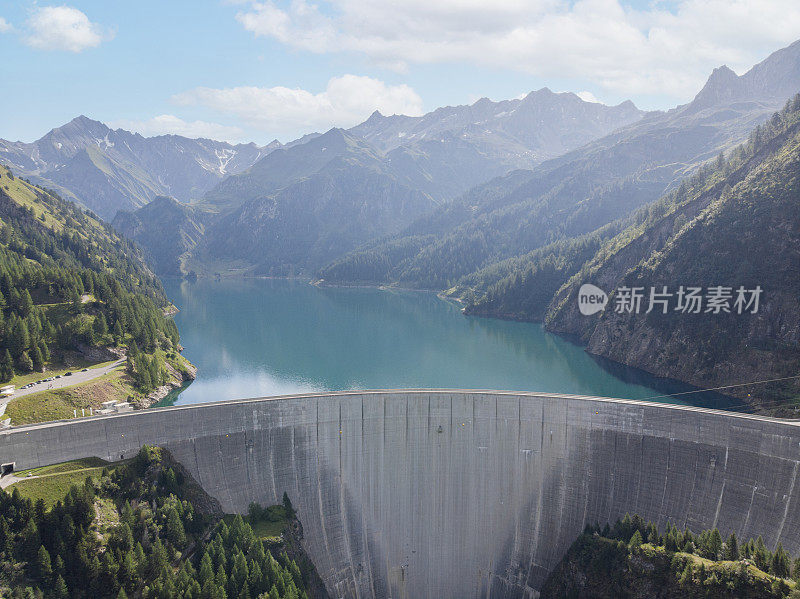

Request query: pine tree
[
  {"left": 93, "top": 313, "right": 108, "bottom": 340},
  {"left": 35, "top": 545, "right": 52, "bottom": 580},
  {"left": 646, "top": 523, "right": 659, "bottom": 545},
  {"left": 140, "top": 368, "right": 152, "bottom": 391},
  {"left": 148, "top": 538, "right": 169, "bottom": 580},
  {"left": 232, "top": 551, "right": 249, "bottom": 593},
  {"left": 0, "top": 517, "right": 12, "bottom": 556},
  {"left": 18, "top": 289, "right": 33, "bottom": 317},
  {"left": 0, "top": 349, "right": 13, "bottom": 382},
  {"left": 10, "top": 319, "right": 30, "bottom": 356},
  {"left": 724, "top": 532, "right": 739, "bottom": 561},
  {"left": 754, "top": 537, "right": 770, "bottom": 571},
  {"left": 14, "top": 350, "right": 33, "bottom": 372},
  {"left": 54, "top": 574, "right": 69, "bottom": 599},
  {"left": 134, "top": 542, "right": 146, "bottom": 577},
  {"left": 199, "top": 552, "right": 214, "bottom": 587},
  {"left": 215, "top": 564, "right": 228, "bottom": 593},
  {"left": 629, "top": 530, "right": 643, "bottom": 549},
  {"left": 282, "top": 492, "right": 296, "bottom": 519},
  {"left": 772, "top": 543, "right": 791, "bottom": 578},
  {"left": 38, "top": 341, "right": 50, "bottom": 363},
  {"left": 706, "top": 528, "right": 722, "bottom": 560},
  {"left": 249, "top": 560, "right": 264, "bottom": 597},
  {"left": 148, "top": 355, "right": 161, "bottom": 388},
  {"left": 71, "top": 289, "right": 82, "bottom": 312},
  {"left": 30, "top": 345, "right": 44, "bottom": 372},
  {"left": 166, "top": 507, "right": 187, "bottom": 547},
  {"left": 54, "top": 555, "right": 64, "bottom": 577},
  {"left": 34, "top": 498, "right": 45, "bottom": 522},
  {"left": 21, "top": 519, "right": 40, "bottom": 562},
  {"left": 113, "top": 319, "right": 124, "bottom": 344}
]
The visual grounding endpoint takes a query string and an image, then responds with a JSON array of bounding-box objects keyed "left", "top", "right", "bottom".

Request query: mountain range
[
  {"left": 111, "top": 88, "right": 645, "bottom": 276},
  {"left": 2, "top": 39, "right": 799, "bottom": 406},
  {"left": 0, "top": 117, "right": 274, "bottom": 219},
  {"left": 321, "top": 40, "right": 800, "bottom": 291}
]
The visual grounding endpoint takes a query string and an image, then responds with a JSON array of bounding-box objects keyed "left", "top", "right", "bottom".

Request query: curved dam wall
[{"left": 3, "top": 390, "right": 800, "bottom": 598}]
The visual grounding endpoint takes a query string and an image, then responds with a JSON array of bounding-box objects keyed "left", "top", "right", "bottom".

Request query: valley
[
  {"left": 1, "top": 40, "right": 798, "bottom": 415},
  {"left": 115, "top": 40, "right": 800, "bottom": 413},
  {"left": 1, "top": 5, "right": 799, "bottom": 598}
]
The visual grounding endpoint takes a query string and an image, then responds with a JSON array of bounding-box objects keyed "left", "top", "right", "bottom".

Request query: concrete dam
[{"left": 3, "top": 390, "right": 800, "bottom": 598}]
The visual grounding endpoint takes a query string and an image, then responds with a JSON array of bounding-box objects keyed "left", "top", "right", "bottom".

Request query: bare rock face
[{"left": 75, "top": 343, "right": 125, "bottom": 363}]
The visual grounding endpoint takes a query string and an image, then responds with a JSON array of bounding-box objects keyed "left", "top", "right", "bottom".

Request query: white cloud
[
  {"left": 0, "top": 17, "right": 12, "bottom": 33},
  {"left": 109, "top": 115, "right": 246, "bottom": 143},
  {"left": 173, "top": 74, "right": 424, "bottom": 137},
  {"left": 26, "top": 6, "right": 112, "bottom": 52},
  {"left": 577, "top": 91, "right": 599, "bottom": 103},
  {"left": 234, "top": 0, "right": 800, "bottom": 103}
]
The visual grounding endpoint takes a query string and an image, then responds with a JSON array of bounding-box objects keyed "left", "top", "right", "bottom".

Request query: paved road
[
  {"left": 9, "top": 359, "right": 125, "bottom": 400},
  {"left": 0, "top": 474, "right": 23, "bottom": 489}
]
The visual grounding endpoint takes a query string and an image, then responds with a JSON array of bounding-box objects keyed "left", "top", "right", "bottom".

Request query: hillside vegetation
[
  {"left": 0, "top": 167, "right": 192, "bottom": 420},
  {"left": 0, "top": 446, "right": 316, "bottom": 599},
  {"left": 542, "top": 514, "right": 800, "bottom": 599},
  {"left": 541, "top": 94, "right": 800, "bottom": 406}
]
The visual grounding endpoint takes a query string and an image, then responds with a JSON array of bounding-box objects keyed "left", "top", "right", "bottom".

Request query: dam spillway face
[{"left": 3, "top": 390, "right": 800, "bottom": 598}]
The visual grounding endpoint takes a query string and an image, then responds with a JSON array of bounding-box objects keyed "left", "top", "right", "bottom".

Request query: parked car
[{"left": 65, "top": 372, "right": 73, "bottom": 376}]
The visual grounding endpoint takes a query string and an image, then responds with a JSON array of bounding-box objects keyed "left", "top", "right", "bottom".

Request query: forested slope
[
  {"left": 0, "top": 165, "right": 183, "bottom": 394},
  {"left": 542, "top": 95, "right": 800, "bottom": 405},
  {"left": 542, "top": 515, "right": 800, "bottom": 599},
  {"left": 0, "top": 446, "right": 317, "bottom": 599}
]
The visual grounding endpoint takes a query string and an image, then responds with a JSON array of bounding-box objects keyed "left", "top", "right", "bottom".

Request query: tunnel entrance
[{"left": 1, "top": 462, "right": 15, "bottom": 476}]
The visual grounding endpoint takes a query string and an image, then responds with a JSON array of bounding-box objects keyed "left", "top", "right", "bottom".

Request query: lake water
[{"left": 161, "top": 278, "right": 734, "bottom": 409}]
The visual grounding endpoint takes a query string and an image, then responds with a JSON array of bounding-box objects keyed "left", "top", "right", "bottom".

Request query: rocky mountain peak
[
  {"left": 53, "top": 114, "right": 110, "bottom": 138},
  {"left": 686, "top": 65, "right": 743, "bottom": 111},
  {"left": 688, "top": 39, "right": 800, "bottom": 112},
  {"left": 520, "top": 88, "right": 556, "bottom": 102}
]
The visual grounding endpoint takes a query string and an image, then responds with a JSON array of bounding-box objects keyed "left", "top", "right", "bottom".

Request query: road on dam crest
[{"left": 2, "top": 390, "right": 800, "bottom": 599}]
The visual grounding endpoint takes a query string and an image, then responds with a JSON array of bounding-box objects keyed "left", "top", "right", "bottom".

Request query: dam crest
[{"left": 2, "top": 390, "right": 800, "bottom": 598}]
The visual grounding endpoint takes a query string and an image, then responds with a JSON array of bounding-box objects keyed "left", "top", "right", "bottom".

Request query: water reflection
[{"left": 160, "top": 278, "right": 732, "bottom": 409}]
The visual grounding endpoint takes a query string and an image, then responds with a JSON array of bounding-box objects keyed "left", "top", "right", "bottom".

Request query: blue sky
[{"left": 1, "top": 0, "right": 798, "bottom": 145}]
